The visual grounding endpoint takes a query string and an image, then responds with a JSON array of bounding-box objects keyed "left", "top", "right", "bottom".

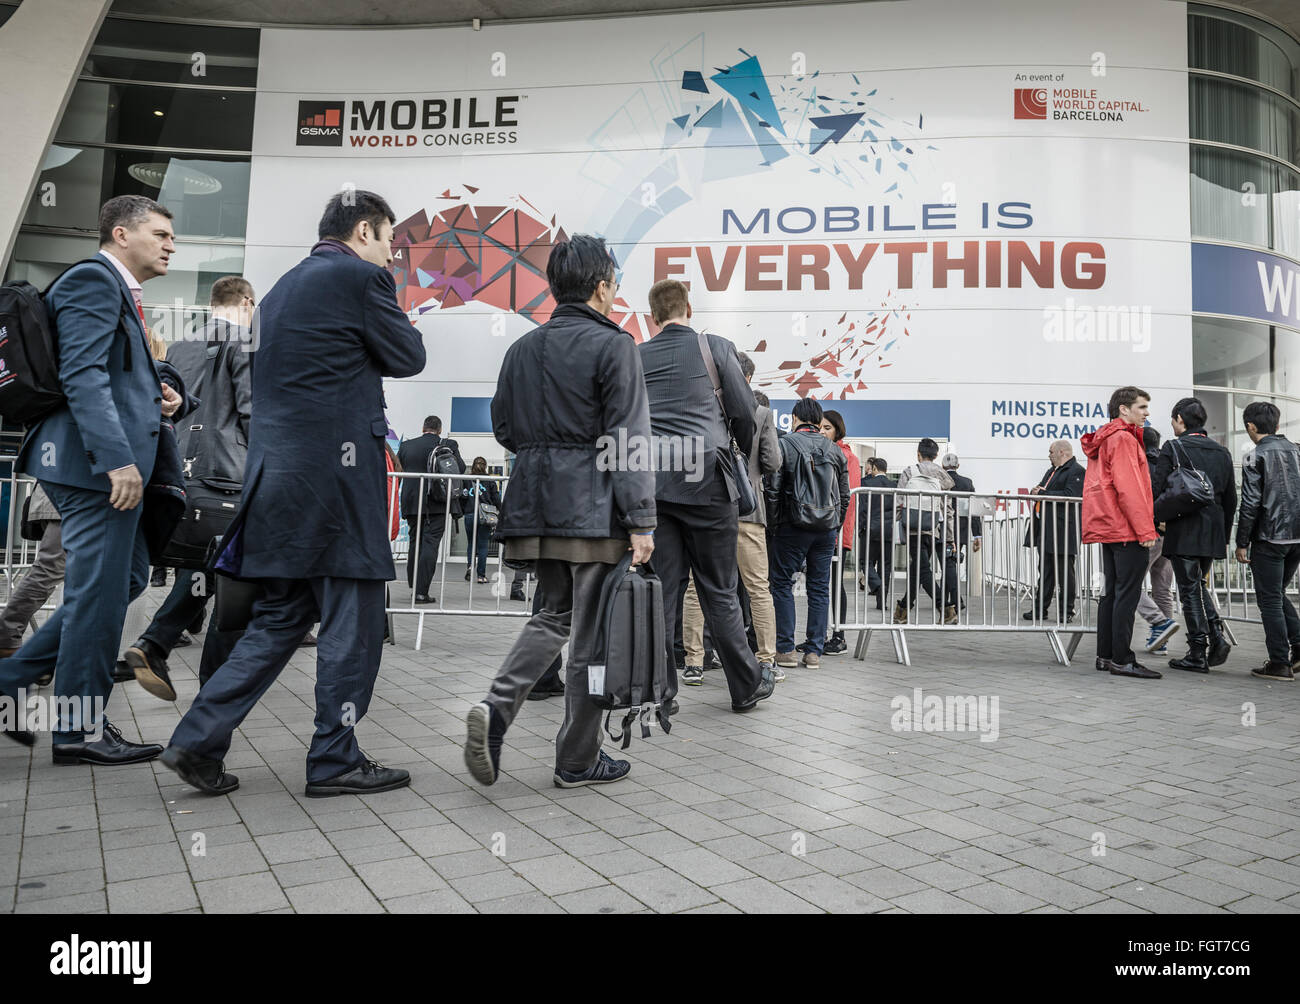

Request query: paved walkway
[{"left": 3, "top": 577, "right": 1299, "bottom": 914}]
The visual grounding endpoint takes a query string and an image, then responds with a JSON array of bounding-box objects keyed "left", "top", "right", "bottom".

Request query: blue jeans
[
  {"left": 464, "top": 516, "right": 491, "bottom": 578},
  {"left": 0, "top": 481, "right": 149, "bottom": 742},
  {"left": 770, "top": 526, "right": 836, "bottom": 655}
]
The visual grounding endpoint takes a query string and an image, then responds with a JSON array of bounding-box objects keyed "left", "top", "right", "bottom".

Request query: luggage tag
[{"left": 588, "top": 664, "right": 605, "bottom": 696}]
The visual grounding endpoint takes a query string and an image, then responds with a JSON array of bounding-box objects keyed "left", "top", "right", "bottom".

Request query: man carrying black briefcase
[{"left": 122, "top": 276, "right": 254, "bottom": 700}]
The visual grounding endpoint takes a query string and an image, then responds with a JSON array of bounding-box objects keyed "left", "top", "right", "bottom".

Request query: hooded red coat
[{"left": 1081, "top": 418, "right": 1156, "bottom": 544}]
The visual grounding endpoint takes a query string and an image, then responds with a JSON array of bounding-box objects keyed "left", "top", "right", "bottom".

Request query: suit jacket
[
  {"left": 947, "top": 471, "right": 982, "bottom": 543},
  {"left": 396, "top": 432, "right": 465, "bottom": 518},
  {"left": 638, "top": 323, "right": 756, "bottom": 506},
  {"left": 220, "top": 245, "right": 425, "bottom": 580},
  {"left": 1024, "top": 456, "right": 1085, "bottom": 554},
  {"left": 19, "top": 257, "right": 162, "bottom": 489}
]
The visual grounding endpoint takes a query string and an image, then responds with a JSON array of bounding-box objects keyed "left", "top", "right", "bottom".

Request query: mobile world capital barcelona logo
[{"left": 296, "top": 100, "right": 344, "bottom": 146}]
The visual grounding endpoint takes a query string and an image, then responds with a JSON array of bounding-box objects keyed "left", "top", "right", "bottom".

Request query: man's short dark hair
[
  {"left": 917, "top": 437, "right": 939, "bottom": 461},
  {"left": 823, "top": 409, "right": 846, "bottom": 442},
  {"left": 99, "top": 195, "right": 172, "bottom": 246},
  {"left": 1243, "top": 401, "right": 1280, "bottom": 435},
  {"left": 648, "top": 279, "right": 690, "bottom": 325},
  {"left": 792, "top": 397, "right": 823, "bottom": 427},
  {"left": 1171, "top": 396, "right": 1207, "bottom": 432},
  {"left": 547, "top": 235, "right": 616, "bottom": 305},
  {"left": 317, "top": 189, "right": 395, "bottom": 242},
  {"left": 737, "top": 351, "right": 755, "bottom": 382},
  {"left": 1107, "top": 386, "right": 1150, "bottom": 419},
  {"left": 1142, "top": 426, "right": 1161, "bottom": 451},
  {"left": 753, "top": 390, "right": 769, "bottom": 408},
  {"left": 424, "top": 415, "right": 441, "bottom": 434},
  {"left": 210, "top": 276, "right": 253, "bottom": 308},
  {"left": 871, "top": 457, "right": 888, "bottom": 474}
]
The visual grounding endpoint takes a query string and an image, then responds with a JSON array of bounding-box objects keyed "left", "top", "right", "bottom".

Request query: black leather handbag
[
  {"left": 1153, "top": 439, "right": 1214, "bottom": 522},
  {"left": 696, "top": 331, "right": 757, "bottom": 518}
]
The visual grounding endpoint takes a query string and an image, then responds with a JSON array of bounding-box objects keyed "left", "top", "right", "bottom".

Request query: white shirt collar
[{"left": 98, "top": 249, "right": 142, "bottom": 296}]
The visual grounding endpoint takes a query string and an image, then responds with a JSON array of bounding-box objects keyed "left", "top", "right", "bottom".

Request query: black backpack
[
  {"left": 588, "top": 553, "right": 672, "bottom": 748},
  {"left": 425, "top": 442, "right": 460, "bottom": 502},
  {"left": 0, "top": 258, "right": 127, "bottom": 426},
  {"left": 785, "top": 436, "right": 842, "bottom": 531}
]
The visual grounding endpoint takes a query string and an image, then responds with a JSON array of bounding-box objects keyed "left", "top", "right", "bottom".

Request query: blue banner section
[
  {"left": 1192, "top": 242, "right": 1300, "bottom": 331},
  {"left": 768, "top": 399, "right": 950, "bottom": 438},
  {"left": 449, "top": 395, "right": 949, "bottom": 438},
  {"left": 451, "top": 396, "right": 493, "bottom": 434}
]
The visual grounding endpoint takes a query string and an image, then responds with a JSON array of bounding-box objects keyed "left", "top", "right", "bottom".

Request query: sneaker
[
  {"left": 795, "top": 640, "right": 811, "bottom": 653},
  {"left": 682, "top": 665, "right": 704, "bottom": 686},
  {"left": 1252, "top": 661, "right": 1295, "bottom": 682},
  {"left": 1144, "top": 618, "right": 1180, "bottom": 653},
  {"left": 775, "top": 651, "right": 798, "bottom": 669},
  {"left": 893, "top": 601, "right": 909, "bottom": 625},
  {"left": 802, "top": 651, "right": 820, "bottom": 669},
  {"left": 824, "top": 635, "right": 848, "bottom": 656},
  {"left": 763, "top": 660, "right": 784, "bottom": 683},
  {"left": 554, "top": 749, "right": 630, "bottom": 788},
  {"left": 464, "top": 702, "right": 505, "bottom": 786},
  {"left": 943, "top": 605, "right": 958, "bottom": 625}
]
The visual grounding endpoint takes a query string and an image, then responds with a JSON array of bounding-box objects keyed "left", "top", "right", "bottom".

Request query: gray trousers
[
  {"left": 485, "top": 558, "right": 608, "bottom": 773},
  {"left": 0, "top": 520, "right": 64, "bottom": 648},
  {"left": 1137, "top": 536, "right": 1175, "bottom": 625}
]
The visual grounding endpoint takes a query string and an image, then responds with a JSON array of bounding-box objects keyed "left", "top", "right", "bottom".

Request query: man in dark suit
[
  {"left": 123, "top": 275, "right": 255, "bottom": 699},
  {"left": 396, "top": 415, "right": 465, "bottom": 602},
  {"left": 858, "top": 457, "right": 895, "bottom": 609},
  {"left": 0, "top": 195, "right": 181, "bottom": 762},
  {"left": 638, "top": 280, "right": 773, "bottom": 712},
  {"left": 161, "top": 190, "right": 426, "bottom": 797},
  {"left": 1024, "top": 439, "right": 1086, "bottom": 622}
]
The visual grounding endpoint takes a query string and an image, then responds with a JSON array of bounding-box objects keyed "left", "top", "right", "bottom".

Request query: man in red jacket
[{"left": 1082, "top": 386, "right": 1161, "bottom": 679}]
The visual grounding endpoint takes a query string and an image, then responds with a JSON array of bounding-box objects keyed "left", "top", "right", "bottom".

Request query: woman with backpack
[{"left": 463, "top": 457, "right": 501, "bottom": 584}]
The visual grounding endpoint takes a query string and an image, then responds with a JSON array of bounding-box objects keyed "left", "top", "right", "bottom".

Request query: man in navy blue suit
[
  {"left": 161, "top": 190, "right": 426, "bottom": 797},
  {"left": 0, "top": 195, "right": 182, "bottom": 764}
]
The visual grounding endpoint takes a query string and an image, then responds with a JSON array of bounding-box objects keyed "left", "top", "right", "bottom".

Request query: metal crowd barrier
[
  {"left": 834, "top": 486, "right": 1097, "bottom": 666},
  {"left": 385, "top": 470, "right": 531, "bottom": 650},
  {"left": 0, "top": 458, "right": 59, "bottom": 632},
  {"left": 1211, "top": 534, "right": 1300, "bottom": 634}
]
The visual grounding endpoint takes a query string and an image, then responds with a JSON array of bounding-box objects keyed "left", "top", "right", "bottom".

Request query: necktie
[{"left": 131, "top": 289, "right": 146, "bottom": 329}]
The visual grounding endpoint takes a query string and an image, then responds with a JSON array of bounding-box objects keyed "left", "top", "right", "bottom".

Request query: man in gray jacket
[
  {"left": 123, "top": 276, "right": 254, "bottom": 700},
  {"left": 681, "top": 354, "right": 781, "bottom": 681},
  {"left": 0, "top": 484, "right": 63, "bottom": 681}
]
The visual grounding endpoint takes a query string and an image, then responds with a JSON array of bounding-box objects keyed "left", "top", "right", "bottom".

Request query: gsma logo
[
  {"left": 1013, "top": 88, "right": 1047, "bottom": 120},
  {"left": 296, "top": 100, "right": 344, "bottom": 146}
]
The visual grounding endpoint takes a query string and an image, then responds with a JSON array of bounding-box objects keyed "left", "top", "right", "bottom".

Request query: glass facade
[
  {"left": 3, "top": 9, "right": 258, "bottom": 321},
  {"left": 1190, "top": 4, "right": 1300, "bottom": 457}
]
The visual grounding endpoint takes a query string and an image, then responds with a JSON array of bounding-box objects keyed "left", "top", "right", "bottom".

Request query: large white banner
[{"left": 246, "top": 0, "right": 1191, "bottom": 488}]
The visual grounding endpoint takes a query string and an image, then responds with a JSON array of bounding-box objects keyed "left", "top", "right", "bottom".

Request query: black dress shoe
[
  {"left": 1109, "top": 662, "right": 1162, "bottom": 679},
  {"left": 3, "top": 729, "right": 36, "bottom": 747},
  {"left": 305, "top": 759, "right": 411, "bottom": 798},
  {"left": 733, "top": 667, "right": 776, "bottom": 711},
  {"left": 414, "top": 594, "right": 436, "bottom": 605},
  {"left": 1095, "top": 657, "right": 1112, "bottom": 672},
  {"left": 112, "top": 660, "right": 134, "bottom": 683},
  {"left": 509, "top": 588, "right": 526, "bottom": 602},
  {"left": 160, "top": 745, "right": 239, "bottom": 795},
  {"left": 52, "top": 722, "right": 163, "bottom": 766},
  {"left": 124, "top": 640, "right": 177, "bottom": 702},
  {"left": 526, "top": 682, "right": 565, "bottom": 701}
]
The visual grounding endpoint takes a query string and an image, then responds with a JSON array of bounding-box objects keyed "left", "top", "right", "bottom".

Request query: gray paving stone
[
  {"left": 384, "top": 888, "right": 476, "bottom": 913},
  {"left": 355, "top": 856, "right": 448, "bottom": 899},
  {"left": 196, "top": 872, "right": 290, "bottom": 913},
  {"left": 286, "top": 876, "right": 384, "bottom": 914},
  {"left": 255, "top": 829, "right": 338, "bottom": 864},
  {"left": 612, "top": 868, "right": 718, "bottom": 913},
  {"left": 107, "top": 874, "right": 199, "bottom": 913}
]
